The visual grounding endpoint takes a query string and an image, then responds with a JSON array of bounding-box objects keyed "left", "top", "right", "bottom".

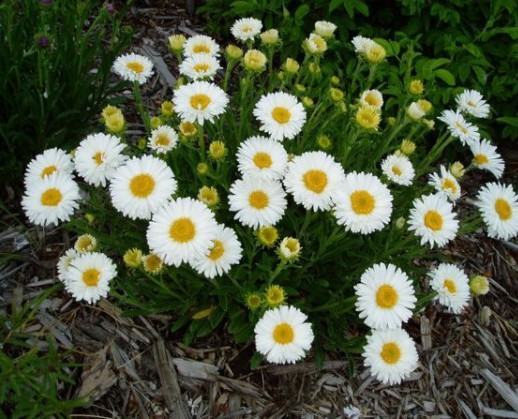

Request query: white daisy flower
[
  {"left": 476, "top": 182, "right": 518, "bottom": 240},
  {"left": 456, "top": 89, "right": 490, "bottom": 118},
  {"left": 57, "top": 248, "right": 79, "bottom": 286},
  {"left": 66, "top": 252, "right": 117, "bottom": 304},
  {"left": 381, "top": 154, "right": 415, "bottom": 186},
  {"left": 148, "top": 126, "right": 179, "bottom": 154},
  {"left": 351, "top": 35, "right": 375, "bottom": 54},
  {"left": 333, "top": 172, "right": 393, "bottom": 234},
  {"left": 355, "top": 263, "right": 417, "bottom": 329},
  {"left": 360, "top": 89, "right": 383, "bottom": 109},
  {"left": 173, "top": 81, "right": 228, "bottom": 125},
  {"left": 24, "top": 148, "right": 74, "bottom": 186},
  {"left": 183, "top": 35, "right": 220, "bottom": 57},
  {"left": 408, "top": 194, "right": 459, "bottom": 247},
  {"left": 254, "top": 305, "right": 314, "bottom": 364},
  {"left": 363, "top": 328, "right": 419, "bottom": 385},
  {"left": 314, "top": 21, "right": 337, "bottom": 38},
  {"left": 438, "top": 110, "right": 480, "bottom": 146},
  {"left": 284, "top": 151, "right": 345, "bottom": 211},
  {"left": 179, "top": 53, "right": 221, "bottom": 80},
  {"left": 146, "top": 197, "right": 218, "bottom": 267},
  {"left": 237, "top": 136, "right": 288, "bottom": 181},
  {"left": 74, "top": 133, "right": 127, "bottom": 187},
  {"left": 231, "top": 17, "right": 262, "bottom": 42},
  {"left": 22, "top": 173, "right": 80, "bottom": 226},
  {"left": 190, "top": 224, "right": 242, "bottom": 279},
  {"left": 429, "top": 263, "right": 470, "bottom": 314},
  {"left": 469, "top": 139, "right": 504, "bottom": 178},
  {"left": 112, "top": 53, "right": 153, "bottom": 85},
  {"left": 428, "top": 165, "right": 461, "bottom": 202},
  {"left": 304, "top": 33, "right": 327, "bottom": 54},
  {"left": 109, "top": 155, "right": 177, "bottom": 220},
  {"left": 253, "top": 92, "right": 306, "bottom": 141},
  {"left": 228, "top": 177, "right": 287, "bottom": 228}
]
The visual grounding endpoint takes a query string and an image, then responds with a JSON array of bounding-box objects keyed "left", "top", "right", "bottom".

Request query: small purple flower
[
  {"left": 105, "top": 2, "right": 116, "bottom": 14},
  {"left": 36, "top": 35, "right": 50, "bottom": 48}
]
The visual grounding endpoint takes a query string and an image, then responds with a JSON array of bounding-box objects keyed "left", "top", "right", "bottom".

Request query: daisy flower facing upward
[
  {"left": 179, "top": 54, "right": 221, "bottom": 80},
  {"left": 456, "top": 89, "right": 490, "bottom": 118},
  {"left": 284, "top": 151, "right": 345, "bottom": 211},
  {"left": 469, "top": 139, "right": 504, "bottom": 179},
  {"left": 363, "top": 328, "right": 419, "bottom": 385},
  {"left": 191, "top": 224, "right": 243, "bottom": 279},
  {"left": 24, "top": 148, "right": 73, "bottom": 185},
  {"left": 408, "top": 194, "right": 459, "bottom": 247},
  {"left": 66, "top": 252, "right": 117, "bottom": 304},
  {"left": 255, "top": 305, "right": 314, "bottom": 364},
  {"left": 183, "top": 35, "right": 220, "bottom": 57},
  {"left": 429, "top": 263, "right": 470, "bottom": 314},
  {"left": 112, "top": 53, "right": 153, "bottom": 85},
  {"left": 146, "top": 197, "right": 218, "bottom": 267},
  {"left": 148, "top": 126, "right": 179, "bottom": 154},
  {"left": 381, "top": 154, "right": 415, "bottom": 186},
  {"left": 333, "top": 172, "right": 393, "bottom": 234},
  {"left": 355, "top": 263, "right": 416, "bottom": 329},
  {"left": 438, "top": 110, "right": 480, "bottom": 146},
  {"left": 476, "top": 183, "right": 518, "bottom": 240},
  {"left": 228, "top": 177, "right": 287, "bottom": 228},
  {"left": 360, "top": 89, "right": 383, "bottom": 110},
  {"left": 253, "top": 92, "right": 306, "bottom": 141},
  {"left": 173, "top": 81, "right": 228, "bottom": 125},
  {"left": 237, "top": 136, "right": 288, "bottom": 181},
  {"left": 428, "top": 165, "right": 461, "bottom": 202},
  {"left": 22, "top": 173, "right": 80, "bottom": 226},
  {"left": 74, "top": 133, "right": 127, "bottom": 187},
  {"left": 109, "top": 155, "right": 177, "bottom": 220},
  {"left": 231, "top": 17, "right": 262, "bottom": 42}
]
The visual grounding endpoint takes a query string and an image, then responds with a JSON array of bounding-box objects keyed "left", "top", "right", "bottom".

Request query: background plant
[{"left": 0, "top": 0, "right": 132, "bottom": 187}]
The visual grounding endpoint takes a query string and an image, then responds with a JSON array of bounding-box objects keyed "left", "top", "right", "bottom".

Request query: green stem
[
  {"left": 133, "top": 81, "right": 150, "bottom": 133},
  {"left": 269, "top": 261, "right": 287, "bottom": 285}
]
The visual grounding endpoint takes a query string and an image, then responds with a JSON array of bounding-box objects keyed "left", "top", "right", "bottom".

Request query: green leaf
[
  {"left": 294, "top": 4, "right": 310, "bottom": 22},
  {"left": 329, "top": 0, "right": 343, "bottom": 13},
  {"left": 250, "top": 352, "right": 263, "bottom": 369},
  {"left": 497, "top": 116, "right": 518, "bottom": 127},
  {"left": 434, "top": 68, "right": 455, "bottom": 86}
]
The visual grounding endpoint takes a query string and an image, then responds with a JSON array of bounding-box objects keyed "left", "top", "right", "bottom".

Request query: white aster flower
[
  {"left": 183, "top": 35, "right": 220, "bottom": 57},
  {"left": 408, "top": 194, "right": 459, "bottom": 247},
  {"left": 456, "top": 89, "right": 490, "bottom": 118},
  {"left": 355, "top": 263, "right": 416, "bottom": 329},
  {"left": 66, "top": 252, "right": 117, "bottom": 304},
  {"left": 22, "top": 173, "right": 80, "bottom": 226},
  {"left": 438, "top": 109, "right": 480, "bottom": 146},
  {"left": 352, "top": 35, "right": 375, "bottom": 54},
  {"left": 24, "top": 148, "right": 74, "bottom": 186},
  {"left": 109, "top": 155, "right": 177, "bottom": 220},
  {"left": 360, "top": 89, "right": 383, "bottom": 109},
  {"left": 428, "top": 165, "right": 461, "bottom": 202},
  {"left": 284, "top": 151, "right": 345, "bottom": 211},
  {"left": 146, "top": 197, "right": 218, "bottom": 267},
  {"left": 173, "top": 81, "right": 228, "bottom": 125},
  {"left": 304, "top": 33, "right": 327, "bottom": 54},
  {"left": 228, "top": 177, "right": 287, "bottom": 228},
  {"left": 254, "top": 305, "right": 314, "bottom": 364},
  {"left": 406, "top": 101, "right": 426, "bottom": 120},
  {"left": 112, "top": 53, "right": 153, "bottom": 85},
  {"left": 57, "top": 248, "right": 79, "bottom": 287},
  {"left": 469, "top": 139, "right": 504, "bottom": 178},
  {"left": 74, "top": 133, "right": 127, "bottom": 187},
  {"left": 381, "top": 154, "right": 415, "bottom": 186},
  {"left": 363, "top": 328, "right": 419, "bottom": 385},
  {"left": 429, "top": 263, "right": 470, "bottom": 314},
  {"left": 237, "top": 135, "right": 288, "bottom": 181},
  {"left": 333, "top": 172, "right": 393, "bottom": 234},
  {"left": 253, "top": 92, "right": 306, "bottom": 141},
  {"left": 179, "top": 53, "right": 221, "bottom": 80},
  {"left": 476, "top": 182, "right": 518, "bottom": 240},
  {"left": 190, "top": 224, "right": 242, "bottom": 279},
  {"left": 231, "top": 17, "right": 262, "bottom": 42},
  {"left": 148, "top": 125, "right": 179, "bottom": 154},
  {"left": 314, "top": 20, "right": 337, "bottom": 39}
]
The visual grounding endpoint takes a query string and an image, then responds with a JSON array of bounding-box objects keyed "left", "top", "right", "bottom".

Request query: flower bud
[
  {"left": 143, "top": 253, "right": 164, "bottom": 274},
  {"left": 150, "top": 116, "right": 162, "bottom": 129},
  {"left": 365, "top": 42, "right": 386, "bottom": 64},
  {"left": 168, "top": 34, "right": 186, "bottom": 53},
  {"left": 209, "top": 141, "right": 226, "bottom": 160},
  {"left": 225, "top": 44, "right": 243, "bottom": 60},
  {"left": 260, "top": 29, "right": 279, "bottom": 46},
  {"left": 74, "top": 234, "right": 97, "bottom": 253},
  {"left": 317, "top": 134, "right": 332, "bottom": 150},
  {"left": 395, "top": 217, "right": 406, "bottom": 229},
  {"left": 283, "top": 58, "right": 300, "bottom": 74},
  {"left": 161, "top": 100, "right": 174, "bottom": 116},
  {"left": 302, "top": 96, "right": 314, "bottom": 108},
  {"left": 123, "top": 248, "right": 143, "bottom": 268},
  {"left": 265, "top": 285, "right": 286, "bottom": 307},
  {"left": 329, "top": 87, "right": 344, "bottom": 102},
  {"left": 470, "top": 275, "right": 490, "bottom": 296},
  {"left": 400, "top": 139, "right": 416, "bottom": 156},
  {"left": 450, "top": 161, "right": 465, "bottom": 179},
  {"left": 198, "top": 186, "right": 220, "bottom": 208},
  {"left": 257, "top": 226, "right": 278, "bottom": 247},
  {"left": 197, "top": 162, "right": 209, "bottom": 176},
  {"left": 314, "top": 21, "right": 337, "bottom": 39},
  {"left": 330, "top": 75, "right": 340, "bottom": 86},
  {"left": 245, "top": 292, "right": 263, "bottom": 310},
  {"left": 409, "top": 79, "right": 424, "bottom": 95},
  {"left": 278, "top": 237, "right": 301, "bottom": 262},
  {"left": 243, "top": 49, "right": 267, "bottom": 72}
]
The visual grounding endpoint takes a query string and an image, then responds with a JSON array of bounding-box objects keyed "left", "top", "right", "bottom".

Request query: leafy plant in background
[
  {"left": 198, "top": 0, "right": 518, "bottom": 141},
  {"left": 0, "top": 0, "right": 132, "bottom": 187}
]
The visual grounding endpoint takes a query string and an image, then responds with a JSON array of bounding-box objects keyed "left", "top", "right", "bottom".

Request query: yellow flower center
[
  {"left": 284, "top": 238, "right": 299, "bottom": 253},
  {"left": 41, "top": 165, "right": 57, "bottom": 178},
  {"left": 169, "top": 218, "right": 196, "bottom": 243},
  {"left": 350, "top": 190, "right": 375, "bottom": 215},
  {"left": 40, "top": 188, "right": 63, "bottom": 206},
  {"left": 376, "top": 284, "right": 399, "bottom": 309},
  {"left": 474, "top": 154, "right": 489, "bottom": 165},
  {"left": 455, "top": 122, "right": 468, "bottom": 135},
  {"left": 365, "top": 93, "right": 381, "bottom": 107},
  {"left": 272, "top": 323, "right": 295, "bottom": 344},
  {"left": 129, "top": 174, "right": 155, "bottom": 198},
  {"left": 495, "top": 198, "right": 512, "bottom": 220},
  {"left": 93, "top": 151, "right": 104, "bottom": 166},
  {"left": 253, "top": 152, "right": 273, "bottom": 169},
  {"left": 193, "top": 44, "right": 210, "bottom": 54},
  {"left": 249, "top": 190, "right": 269, "bottom": 209},
  {"left": 392, "top": 165, "right": 402, "bottom": 176},
  {"left": 242, "top": 25, "right": 252, "bottom": 33},
  {"left": 208, "top": 240, "right": 225, "bottom": 261},
  {"left": 443, "top": 278, "right": 457, "bottom": 294},
  {"left": 467, "top": 100, "right": 476, "bottom": 107},
  {"left": 180, "top": 121, "right": 197, "bottom": 136},
  {"left": 193, "top": 63, "right": 210, "bottom": 73},
  {"left": 155, "top": 134, "right": 170, "bottom": 146},
  {"left": 303, "top": 169, "right": 328, "bottom": 194},
  {"left": 442, "top": 178, "right": 457, "bottom": 193},
  {"left": 380, "top": 342, "right": 401, "bottom": 365},
  {"left": 356, "top": 107, "right": 380, "bottom": 129},
  {"left": 126, "top": 61, "right": 144, "bottom": 74},
  {"left": 190, "top": 93, "right": 212, "bottom": 110},
  {"left": 424, "top": 210, "right": 443, "bottom": 231},
  {"left": 82, "top": 268, "right": 101, "bottom": 287},
  {"left": 271, "top": 106, "right": 291, "bottom": 124},
  {"left": 144, "top": 254, "right": 163, "bottom": 273}
]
